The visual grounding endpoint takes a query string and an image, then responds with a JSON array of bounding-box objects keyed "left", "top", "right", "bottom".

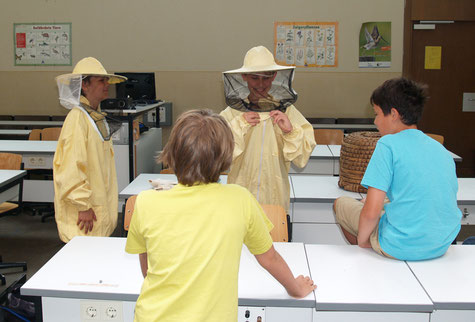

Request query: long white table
[
  {"left": 21, "top": 237, "right": 315, "bottom": 322},
  {"left": 306, "top": 244, "right": 433, "bottom": 321},
  {"left": 290, "top": 175, "right": 361, "bottom": 245},
  {"left": 406, "top": 246, "right": 475, "bottom": 321},
  {"left": 21, "top": 236, "right": 475, "bottom": 321},
  {"left": 0, "top": 170, "right": 26, "bottom": 205},
  {"left": 290, "top": 144, "right": 462, "bottom": 176},
  {"left": 0, "top": 140, "right": 57, "bottom": 203}
]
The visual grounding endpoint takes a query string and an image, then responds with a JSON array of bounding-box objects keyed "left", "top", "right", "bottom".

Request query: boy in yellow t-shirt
[{"left": 125, "top": 109, "right": 315, "bottom": 322}]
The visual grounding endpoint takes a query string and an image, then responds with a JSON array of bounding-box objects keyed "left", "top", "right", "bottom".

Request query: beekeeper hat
[
  {"left": 224, "top": 46, "right": 294, "bottom": 74},
  {"left": 56, "top": 57, "right": 127, "bottom": 84}
]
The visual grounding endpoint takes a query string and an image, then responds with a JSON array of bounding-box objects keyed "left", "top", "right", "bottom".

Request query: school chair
[
  {"left": 28, "top": 129, "right": 42, "bottom": 140},
  {"left": 160, "top": 168, "right": 174, "bottom": 174},
  {"left": 123, "top": 195, "right": 137, "bottom": 235},
  {"left": 314, "top": 129, "right": 344, "bottom": 145},
  {"left": 425, "top": 133, "right": 444, "bottom": 145},
  {"left": 260, "top": 204, "right": 289, "bottom": 242},
  {"left": 41, "top": 127, "right": 62, "bottom": 141}
]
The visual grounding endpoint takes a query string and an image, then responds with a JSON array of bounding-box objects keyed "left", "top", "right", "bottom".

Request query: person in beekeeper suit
[
  {"left": 220, "top": 46, "right": 316, "bottom": 212},
  {"left": 53, "top": 57, "right": 126, "bottom": 243}
]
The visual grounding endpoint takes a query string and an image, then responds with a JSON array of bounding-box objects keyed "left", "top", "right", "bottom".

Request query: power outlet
[
  {"left": 238, "top": 306, "right": 266, "bottom": 322},
  {"left": 80, "top": 300, "right": 124, "bottom": 322}
]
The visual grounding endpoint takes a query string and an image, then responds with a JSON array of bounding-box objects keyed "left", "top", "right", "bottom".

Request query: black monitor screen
[{"left": 115, "top": 72, "right": 156, "bottom": 100}]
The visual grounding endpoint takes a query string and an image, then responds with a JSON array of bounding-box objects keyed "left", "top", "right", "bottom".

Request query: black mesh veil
[{"left": 223, "top": 69, "right": 297, "bottom": 112}]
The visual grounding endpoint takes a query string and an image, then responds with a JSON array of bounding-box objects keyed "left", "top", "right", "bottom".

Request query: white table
[
  {"left": 312, "top": 124, "right": 377, "bottom": 131},
  {"left": 0, "top": 170, "right": 26, "bottom": 205},
  {"left": 306, "top": 244, "right": 433, "bottom": 322},
  {"left": 290, "top": 145, "right": 336, "bottom": 175},
  {"left": 457, "top": 178, "right": 475, "bottom": 226},
  {"left": 21, "top": 237, "right": 316, "bottom": 322},
  {"left": 0, "top": 140, "right": 57, "bottom": 203},
  {"left": 406, "top": 246, "right": 475, "bottom": 322},
  {"left": 290, "top": 175, "right": 361, "bottom": 245},
  {"left": 0, "top": 120, "right": 63, "bottom": 127}
]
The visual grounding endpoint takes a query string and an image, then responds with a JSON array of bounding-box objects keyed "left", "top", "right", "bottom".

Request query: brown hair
[
  {"left": 370, "top": 77, "right": 428, "bottom": 125},
  {"left": 158, "top": 109, "right": 234, "bottom": 185}
]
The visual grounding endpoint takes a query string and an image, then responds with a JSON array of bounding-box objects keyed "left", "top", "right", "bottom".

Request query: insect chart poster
[
  {"left": 14, "top": 23, "right": 72, "bottom": 66},
  {"left": 274, "top": 22, "right": 338, "bottom": 68},
  {"left": 359, "top": 22, "right": 391, "bottom": 68}
]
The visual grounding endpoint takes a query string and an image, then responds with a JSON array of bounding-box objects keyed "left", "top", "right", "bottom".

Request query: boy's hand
[
  {"left": 77, "top": 208, "right": 97, "bottom": 234},
  {"left": 287, "top": 275, "right": 317, "bottom": 298},
  {"left": 243, "top": 111, "right": 260, "bottom": 126},
  {"left": 270, "top": 110, "right": 292, "bottom": 133}
]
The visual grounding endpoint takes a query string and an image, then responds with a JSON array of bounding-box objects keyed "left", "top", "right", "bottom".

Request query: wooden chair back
[
  {"left": 28, "top": 129, "right": 42, "bottom": 141},
  {"left": 0, "top": 153, "right": 22, "bottom": 170},
  {"left": 160, "top": 168, "right": 175, "bottom": 174},
  {"left": 314, "top": 129, "right": 344, "bottom": 145},
  {"left": 260, "top": 204, "right": 288, "bottom": 242},
  {"left": 41, "top": 127, "right": 62, "bottom": 141},
  {"left": 426, "top": 133, "right": 444, "bottom": 145},
  {"left": 123, "top": 195, "right": 137, "bottom": 231}
]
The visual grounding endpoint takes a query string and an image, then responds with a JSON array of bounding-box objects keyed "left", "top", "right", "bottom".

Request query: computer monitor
[{"left": 115, "top": 72, "right": 156, "bottom": 101}]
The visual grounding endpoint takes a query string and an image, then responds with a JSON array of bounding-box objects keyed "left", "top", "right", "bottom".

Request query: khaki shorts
[{"left": 334, "top": 196, "right": 394, "bottom": 259}]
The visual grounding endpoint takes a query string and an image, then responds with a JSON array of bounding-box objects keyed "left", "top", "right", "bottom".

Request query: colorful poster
[
  {"left": 274, "top": 22, "right": 338, "bottom": 68},
  {"left": 359, "top": 22, "right": 391, "bottom": 68},
  {"left": 14, "top": 23, "right": 72, "bottom": 66}
]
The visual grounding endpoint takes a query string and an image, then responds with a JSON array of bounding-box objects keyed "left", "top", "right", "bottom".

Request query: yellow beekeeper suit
[
  {"left": 220, "top": 105, "right": 314, "bottom": 212},
  {"left": 221, "top": 46, "right": 316, "bottom": 212},
  {"left": 53, "top": 96, "right": 118, "bottom": 242}
]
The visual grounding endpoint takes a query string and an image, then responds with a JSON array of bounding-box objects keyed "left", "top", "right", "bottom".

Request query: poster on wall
[
  {"left": 14, "top": 23, "right": 72, "bottom": 66},
  {"left": 274, "top": 22, "right": 338, "bottom": 68},
  {"left": 359, "top": 22, "right": 391, "bottom": 68}
]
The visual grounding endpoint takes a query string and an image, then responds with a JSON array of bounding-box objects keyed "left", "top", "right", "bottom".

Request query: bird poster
[
  {"left": 14, "top": 23, "right": 72, "bottom": 66},
  {"left": 274, "top": 22, "right": 338, "bottom": 68},
  {"left": 359, "top": 22, "right": 391, "bottom": 68}
]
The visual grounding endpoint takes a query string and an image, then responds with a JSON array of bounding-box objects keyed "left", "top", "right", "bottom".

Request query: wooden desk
[
  {"left": 21, "top": 237, "right": 315, "bottom": 322},
  {"left": 306, "top": 244, "right": 433, "bottom": 321},
  {"left": 406, "top": 246, "right": 475, "bottom": 321}
]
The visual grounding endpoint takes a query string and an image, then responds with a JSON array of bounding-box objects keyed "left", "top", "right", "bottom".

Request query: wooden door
[{"left": 404, "top": 0, "right": 475, "bottom": 177}]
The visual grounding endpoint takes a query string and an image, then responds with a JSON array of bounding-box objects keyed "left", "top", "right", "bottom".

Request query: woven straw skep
[{"left": 338, "top": 131, "right": 381, "bottom": 193}]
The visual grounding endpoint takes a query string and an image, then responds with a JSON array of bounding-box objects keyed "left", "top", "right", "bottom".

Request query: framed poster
[
  {"left": 274, "top": 21, "right": 338, "bottom": 68},
  {"left": 14, "top": 23, "right": 72, "bottom": 66}
]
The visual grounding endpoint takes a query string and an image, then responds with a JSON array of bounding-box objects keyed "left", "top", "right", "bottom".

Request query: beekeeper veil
[
  {"left": 223, "top": 46, "right": 297, "bottom": 112},
  {"left": 55, "top": 57, "right": 127, "bottom": 141}
]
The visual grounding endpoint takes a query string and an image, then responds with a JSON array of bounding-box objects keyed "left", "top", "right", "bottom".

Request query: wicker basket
[{"left": 338, "top": 131, "right": 381, "bottom": 193}]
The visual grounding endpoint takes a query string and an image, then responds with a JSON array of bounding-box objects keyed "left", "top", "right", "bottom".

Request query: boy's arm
[
  {"left": 255, "top": 245, "right": 316, "bottom": 298},
  {"left": 139, "top": 253, "right": 148, "bottom": 278},
  {"left": 357, "top": 187, "right": 386, "bottom": 248}
]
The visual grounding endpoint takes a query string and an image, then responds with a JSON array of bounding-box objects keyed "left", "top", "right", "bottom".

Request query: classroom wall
[{"left": 0, "top": 0, "right": 404, "bottom": 141}]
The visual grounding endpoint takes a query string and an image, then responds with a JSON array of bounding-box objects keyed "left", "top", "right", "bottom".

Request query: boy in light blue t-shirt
[{"left": 334, "top": 77, "right": 461, "bottom": 261}]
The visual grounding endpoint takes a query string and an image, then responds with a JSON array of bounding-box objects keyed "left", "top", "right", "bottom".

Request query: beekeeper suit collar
[{"left": 223, "top": 46, "right": 297, "bottom": 112}]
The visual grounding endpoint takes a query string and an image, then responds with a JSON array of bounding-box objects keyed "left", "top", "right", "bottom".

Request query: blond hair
[{"left": 158, "top": 109, "right": 234, "bottom": 185}]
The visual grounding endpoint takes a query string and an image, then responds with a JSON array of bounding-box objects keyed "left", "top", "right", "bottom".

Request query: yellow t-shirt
[{"left": 125, "top": 183, "right": 273, "bottom": 322}]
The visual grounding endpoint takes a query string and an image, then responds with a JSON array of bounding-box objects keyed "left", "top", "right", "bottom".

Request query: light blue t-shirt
[{"left": 361, "top": 129, "right": 461, "bottom": 260}]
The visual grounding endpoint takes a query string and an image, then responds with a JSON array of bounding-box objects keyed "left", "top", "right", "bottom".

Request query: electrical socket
[
  {"left": 238, "top": 306, "right": 266, "bottom": 322},
  {"left": 80, "top": 300, "right": 124, "bottom": 322}
]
